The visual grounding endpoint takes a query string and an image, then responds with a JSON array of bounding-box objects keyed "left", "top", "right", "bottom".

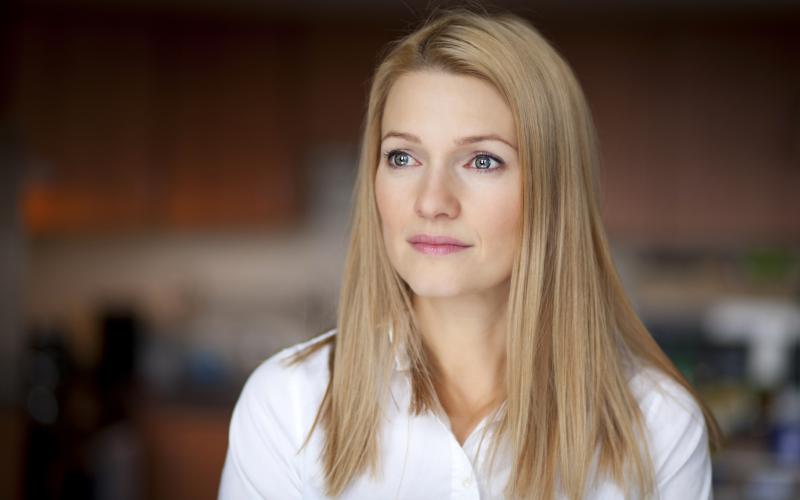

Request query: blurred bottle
[{"left": 89, "top": 308, "right": 144, "bottom": 500}]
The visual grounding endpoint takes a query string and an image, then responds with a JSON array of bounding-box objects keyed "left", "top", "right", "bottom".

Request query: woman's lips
[
  {"left": 407, "top": 234, "right": 472, "bottom": 256},
  {"left": 410, "top": 242, "right": 471, "bottom": 255}
]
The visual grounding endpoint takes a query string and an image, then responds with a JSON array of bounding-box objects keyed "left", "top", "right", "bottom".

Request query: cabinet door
[
  {"left": 17, "top": 18, "right": 160, "bottom": 234},
  {"left": 16, "top": 14, "right": 305, "bottom": 235}
]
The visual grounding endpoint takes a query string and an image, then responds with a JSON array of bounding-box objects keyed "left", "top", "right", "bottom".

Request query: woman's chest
[
  {"left": 298, "top": 412, "right": 629, "bottom": 500},
  {"left": 301, "top": 410, "right": 502, "bottom": 500}
]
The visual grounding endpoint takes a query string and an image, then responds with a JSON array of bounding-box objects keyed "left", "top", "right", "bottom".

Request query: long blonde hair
[{"left": 288, "top": 6, "right": 723, "bottom": 499}]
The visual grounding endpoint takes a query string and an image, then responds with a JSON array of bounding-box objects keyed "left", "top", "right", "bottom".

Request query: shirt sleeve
[
  {"left": 642, "top": 374, "right": 713, "bottom": 500},
  {"left": 218, "top": 354, "right": 304, "bottom": 499}
]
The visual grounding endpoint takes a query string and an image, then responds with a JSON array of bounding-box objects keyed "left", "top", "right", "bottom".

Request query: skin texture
[{"left": 375, "top": 69, "right": 522, "bottom": 445}]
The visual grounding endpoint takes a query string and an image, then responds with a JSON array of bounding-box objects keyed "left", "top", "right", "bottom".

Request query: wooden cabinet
[
  {"left": 559, "top": 22, "right": 800, "bottom": 247},
  {"left": 14, "top": 12, "right": 306, "bottom": 234}
]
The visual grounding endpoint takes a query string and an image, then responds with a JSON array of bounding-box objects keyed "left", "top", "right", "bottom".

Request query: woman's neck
[{"left": 412, "top": 286, "right": 508, "bottom": 419}]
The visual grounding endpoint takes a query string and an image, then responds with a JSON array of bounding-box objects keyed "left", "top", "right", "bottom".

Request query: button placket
[
  {"left": 432, "top": 408, "right": 483, "bottom": 499},
  {"left": 449, "top": 437, "right": 480, "bottom": 499}
]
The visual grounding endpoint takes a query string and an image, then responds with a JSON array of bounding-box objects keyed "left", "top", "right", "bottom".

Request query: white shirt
[{"left": 218, "top": 328, "right": 713, "bottom": 499}]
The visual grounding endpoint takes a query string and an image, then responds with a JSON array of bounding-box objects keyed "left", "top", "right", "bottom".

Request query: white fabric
[{"left": 218, "top": 328, "right": 713, "bottom": 499}]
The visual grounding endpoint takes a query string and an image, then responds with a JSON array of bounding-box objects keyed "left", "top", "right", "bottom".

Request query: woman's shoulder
[
  {"left": 228, "top": 328, "right": 337, "bottom": 451},
  {"left": 220, "top": 329, "right": 337, "bottom": 498},
  {"left": 242, "top": 327, "right": 337, "bottom": 397},
  {"left": 626, "top": 364, "right": 705, "bottom": 425},
  {"left": 625, "top": 364, "right": 713, "bottom": 497}
]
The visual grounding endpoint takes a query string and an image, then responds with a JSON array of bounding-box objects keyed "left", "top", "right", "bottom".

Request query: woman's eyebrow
[{"left": 381, "top": 131, "right": 518, "bottom": 151}]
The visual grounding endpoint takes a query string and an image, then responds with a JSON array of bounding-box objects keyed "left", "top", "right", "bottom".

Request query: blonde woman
[{"left": 219, "top": 7, "right": 723, "bottom": 500}]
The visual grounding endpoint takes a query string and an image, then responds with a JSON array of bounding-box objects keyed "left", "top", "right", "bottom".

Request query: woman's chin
[{"left": 405, "top": 280, "right": 466, "bottom": 299}]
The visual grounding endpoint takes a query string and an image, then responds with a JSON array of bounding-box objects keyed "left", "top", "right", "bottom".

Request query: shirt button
[{"left": 462, "top": 477, "right": 473, "bottom": 487}]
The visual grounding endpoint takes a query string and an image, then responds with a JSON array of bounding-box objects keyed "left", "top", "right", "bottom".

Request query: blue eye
[
  {"left": 472, "top": 153, "right": 504, "bottom": 172},
  {"left": 384, "top": 150, "right": 416, "bottom": 168}
]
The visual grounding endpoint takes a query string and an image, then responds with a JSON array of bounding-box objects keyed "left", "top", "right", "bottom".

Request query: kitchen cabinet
[{"left": 14, "top": 12, "right": 305, "bottom": 234}]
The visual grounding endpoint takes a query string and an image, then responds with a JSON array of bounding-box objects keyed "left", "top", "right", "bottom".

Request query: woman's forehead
[{"left": 381, "top": 70, "right": 516, "bottom": 147}]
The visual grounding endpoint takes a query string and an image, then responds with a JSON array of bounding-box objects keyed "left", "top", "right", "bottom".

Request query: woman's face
[{"left": 375, "top": 70, "right": 522, "bottom": 299}]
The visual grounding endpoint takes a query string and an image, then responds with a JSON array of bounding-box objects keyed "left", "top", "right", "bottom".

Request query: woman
[{"left": 219, "top": 7, "right": 723, "bottom": 499}]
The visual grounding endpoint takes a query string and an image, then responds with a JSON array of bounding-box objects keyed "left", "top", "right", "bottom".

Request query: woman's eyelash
[
  {"left": 470, "top": 152, "right": 505, "bottom": 172},
  {"left": 382, "top": 150, "right": 505, "bottom": 172},
  {"left": 383, "top": 150, "right": 415, "bottom": 168}
]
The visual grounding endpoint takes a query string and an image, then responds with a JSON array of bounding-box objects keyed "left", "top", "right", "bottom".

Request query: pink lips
[{"left": 407, "top": 234, "right": 472, "bottom": 256}]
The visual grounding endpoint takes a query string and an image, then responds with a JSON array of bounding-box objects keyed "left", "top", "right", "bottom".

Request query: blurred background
[{"left": 1, "top": 0, "right": 799, "bottom": 499}]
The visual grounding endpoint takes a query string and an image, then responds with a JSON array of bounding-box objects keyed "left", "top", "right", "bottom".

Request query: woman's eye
[
  {"left": 471, "top": 153, "right": 504, "bottom": 172},
  {"left": 385, "top": 150, "right": 417, "bottom": 168}
]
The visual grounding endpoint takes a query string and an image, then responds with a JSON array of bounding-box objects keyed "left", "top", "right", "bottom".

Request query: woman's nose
[{"left": 413, "top": 165, "right": 460, "bottom": 220}]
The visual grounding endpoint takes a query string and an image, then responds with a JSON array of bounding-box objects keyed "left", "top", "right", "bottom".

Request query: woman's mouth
[{"left": 407, "top": 234, "right": 472, "bottom": 256}]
